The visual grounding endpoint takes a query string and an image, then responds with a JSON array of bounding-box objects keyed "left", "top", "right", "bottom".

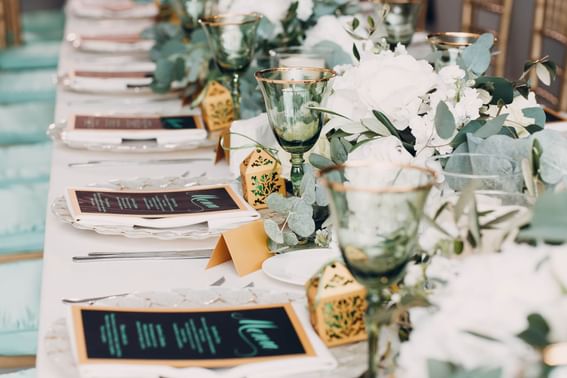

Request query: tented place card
[
  {"left": 67, "top": 303, "right": 337, "bottom": 377},
  {"left": 64, "top": 184, "right": 260, "bottom": 231},
  {"left": 61, "top": 114, "right": 207, "bottom": 146}
]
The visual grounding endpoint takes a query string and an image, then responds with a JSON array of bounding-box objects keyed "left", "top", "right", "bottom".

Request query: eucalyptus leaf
[
  {"left": 461, "top": 33, "right": 494, "bottom": 75},
  {"left": 516, "top": 313, "right": 550, "bottom": 349},
  {"left": 352, "top": 43, "right": 360, "bottom": 61},
  {"left": 294, "top": 199, "right": 314, "bottom": 217},
  {"left": 312, "top": 41, "right": 352, "bottom": 68},
  {"left": 533, "top": 129, "right": 567, "bottom": 184},
  {"left": 300, "top": 168, "right": 316, "bottom": 205},
  {"left": 475, "top": 77, "right": 514, "bottom": 105},
  {"left": 283, "top": 231, "right": 299, "bottom": 246},
  {"left": 309, "top": 153, "right": 335, "bottom": 170},
  {"left": 473, "top": 114, "right": 507, "bottom": 138},
  {"left": 519, "top": 191, "right": 567, "bottom": 243},
  {"left": 522, "top": 107, "right": 546, "bottom": 128},
  {"left": 315, "top": 185, "right": 329, "bottom": 206},
  {"left": 264, "top": 219, "right": 284, "bottom": 244},
  {"left": 266, "top": 193, "right": 292, "bottom": 213},
  {"left": 435, "top": 101, "right": 456, "bottom": 139},
  {"left": 288, "top": 212, "right": 316, "bottom": 237},
  {"left": 451, "top": 120, "right": 484, "bottom": 148},
  {"left": 330, "top": 137, "right": 348, "bottom": 164},
  {"left": 361, "top": 117, "right": 391, "bottom": 136},
  {"left": 535, "top": 62, "right": 551, "bottom": 86},
  {"left": 373, "top": 110, "right": 400, "bottom": 139}
]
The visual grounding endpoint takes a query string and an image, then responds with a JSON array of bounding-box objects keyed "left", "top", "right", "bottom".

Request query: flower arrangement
[{"left": 398, "top": 245, "right": 567, "bottom": 378}]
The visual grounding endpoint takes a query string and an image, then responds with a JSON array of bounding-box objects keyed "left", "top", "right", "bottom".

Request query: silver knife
[
  {"left": 73, "top": 254, "right": 211, "bottom": 262},
  {"left": 68, "top": 157, "right": 211, "bottom": 168},
  {"left": 88, "top": 249, "right": 212, "bottom": 257}
]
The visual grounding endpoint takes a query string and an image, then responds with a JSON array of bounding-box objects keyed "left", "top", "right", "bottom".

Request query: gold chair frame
[
  {"left": 531, "top": 0, "right": 567, "bottom": 112},
  {"left": 0, "top": 0, "right": 21, "bottom": 48},
  {"left": 461, "top": 0, "right": 514, "bottom": 76}
]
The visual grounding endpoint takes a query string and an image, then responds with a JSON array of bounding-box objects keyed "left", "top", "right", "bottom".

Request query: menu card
[
  {"left": 68, "top": 114, "right": 204, "bottom": 132},
  {"left": 70, "top": 70, "right": 152, "bottom": 79},
  {"left": 69, "top": 304, "right": 315, "bottom": 368},
  {"left": 67, "top": 185, "right": 246, "bottom": 219}
]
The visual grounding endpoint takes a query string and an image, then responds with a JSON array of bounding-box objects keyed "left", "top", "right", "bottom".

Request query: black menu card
[
  {"left": 70, "top": 303, "right": 315, "bottom": 367},
  {"left": 67, "top": 185, "right": 247, "bottom": 218},
  {"left": 68, "top": 114, "right": 203, "bottom": 131}
]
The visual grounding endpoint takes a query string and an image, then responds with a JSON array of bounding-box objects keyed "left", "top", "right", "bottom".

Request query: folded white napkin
[
  {"left": 77, "top": 39, "right": 154, "bottom": 53},
  {"left": 70, "top": 0, "right": 158, "bottom": 19},
  {"left": 68, "top": 302, "right": 337, "bottom": 378},
  {"left": 64, "top": 187, "right": 259, "bottom": 233},
  {"left": 229, "top": 113, "right": 291, "bottom": 179}
]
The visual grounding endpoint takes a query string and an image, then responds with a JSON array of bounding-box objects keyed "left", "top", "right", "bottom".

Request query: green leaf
[
  {"left": 522, "top": 107, "right": 546, "bottom": 128},
  {"left": 427, "top": 360, "right": 454, "bottom": 378},
  {"left": 464, "top": 330, "right": 500, "bottom": 342},
  {"left": 435, "top": 101, "right": 456, "bottom": 139},
  {"left": 307, "top": 106, "right": 352, "bottom": 120},
  {"left": 373, "top": 110, "right": 400, "bottom": 139},
  {"left": 519, "top": 191, "right": 567, "bottom": 243},
  {"left": 481, "top": 209, "right": 520, "bottom": 229},
  {"left": 288, "top": 212, "right": 315, "bottom": 237},
  {"left": 264, "top": 219, "right": 284, "bottom": 244},
  {"left": 312, "top": 41, "right": 352, "bottom": 68},
  {"left": 516, "top": 313, "right": 550, "bottom": 349},
  {"left": 351, "top": 17, "right": 360, "bottom": 31},
  {"left": 330, "top": 137, "right": 348, "bottom": 164},
  {"left": 475, "top": 77, "right": 514, "bottom": 105},
  {"left": 315, "top": 186, "right": 329, "bottom": 207},
  {"left": 451, "top": 120, "right": 484, "bottom": 148},
  {"left": 536, "top": 62, "right": 551, "bottom": 86},
  {"left": 352, "top": 43, "right": 360, "bottom": 61},
  {"left": 266, "top": 193, "right": 292, "bottom": 213},
  {"left": 309, "top": 153, "right": 335, "bottom": 170},
  {"left": 534, "top": 129, "right": 567, "bottom": 184},
  {"left": 361, "top": 118, "right": 391, "bottom": 136},
  {"left": 283, "top": 231, "right": 299, "bottom": 246},
  {"left": 461, "top": 33, "right": 494, "bottom": 75},
  {"left": 300, "top": 166, "right": 316, "bottom": 205},
  {"left": 473, "top": 114, "right": 507, "bottom": 138}
]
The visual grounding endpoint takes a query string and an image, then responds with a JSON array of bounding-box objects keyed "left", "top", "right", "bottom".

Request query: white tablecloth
[{"left": 35, "top": 14, "right": 303, "bottom": 378}]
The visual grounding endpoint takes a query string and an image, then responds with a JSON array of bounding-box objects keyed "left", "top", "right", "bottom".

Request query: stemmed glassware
[
  {"left": 320, "top": 161, "right": 436, "bottom": 378},
  {"left": 199, "top": 13, "right": 262, "bottom": 119},
  {"left": 172, "top": 0, "right": 211, "bottom": 36},
  {"left": 427, "top": 32, "right": 480, "bottom": 70},
  {"left": 255, "top": 67, "right": 336, "bottom": 196},
  {"left": 374, "top": 0, "right": 422, "bottom": 48}
]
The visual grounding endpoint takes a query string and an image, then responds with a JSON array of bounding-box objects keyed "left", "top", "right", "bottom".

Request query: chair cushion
[
  {"left": 0, "top": 102, "right": 54, "bottom": 145},
  {"left": 0, "top": 70, "right": 57, "bottom": 104},
  {"left": 0, "top": 369, "right": 36, "bottom": 377},
  {"left": 0, "top": 42, "right": 60, "bottom": 71},
  {"left": 0, "top": 143, "right": 51, "bottom": 184},
  {"left": 0, "top": 182, "right": 48, "bottom": 255},
  {"left": 22, "top": 10, "right": 65, "bottom": 43},
  {"left": 0, "top": 259, "right": 41, "bottom": 356}
]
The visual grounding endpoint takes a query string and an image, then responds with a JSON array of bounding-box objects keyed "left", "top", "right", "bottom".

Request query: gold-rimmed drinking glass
[
  {"left": 256, "top": 67, "right": 336, "bottom": 196},
  {"left": 199, "top": 13, "right": 262, "bottom": 119},
  {"left": 427, "top": 32, "right": 481, "bottom": 70},
  {"left": 320, "top": 161, "right": 436, "bottom": 378},
  {"left": 374, "top": 0, "right": 422, "bottom": 48},
  {"left": 172, "top": 0, "right": 211, "bottom": 36}
]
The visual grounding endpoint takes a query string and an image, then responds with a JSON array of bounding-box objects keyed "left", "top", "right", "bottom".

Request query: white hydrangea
[
  {"left": 398, "top": 245, "right": 567, "bottom": 378},
  {"left": 304, "top": 15, "right": 360, "bottom": 59}
]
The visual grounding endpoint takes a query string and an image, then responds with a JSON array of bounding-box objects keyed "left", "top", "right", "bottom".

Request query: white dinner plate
[{"left": 262, "top": 248, "right": 340, "bottom": 286}]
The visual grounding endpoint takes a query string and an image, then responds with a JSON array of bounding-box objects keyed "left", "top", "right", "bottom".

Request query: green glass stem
[
  {"left": 231, "top": 72, "right": 241, "bottom": 120},
  {"left": 290, "top": 153, "right": 305, "bottom": 196},
  {"left": 362, "top": 290, "right": 382, "bottom": 378}
]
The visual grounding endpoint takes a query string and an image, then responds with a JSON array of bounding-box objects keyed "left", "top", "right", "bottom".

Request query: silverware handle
[
  {"left": 73, "top": 255, "right": 210, "bottom": 262},
  {"left": 89, "top": 249, "right": 212, "bottom": 257}
]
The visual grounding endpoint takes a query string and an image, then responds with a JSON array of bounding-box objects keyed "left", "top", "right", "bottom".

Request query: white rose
[
  {"left": 225, "top": 0, "right": 290, "bottom": 26},
  {"left": 328, "top": 51, "right": 437, "bottom": 131}
]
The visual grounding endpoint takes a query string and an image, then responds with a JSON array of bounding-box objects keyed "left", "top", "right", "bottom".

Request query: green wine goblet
[
  {"left": 374, "top": 0, "right": 422, "bottom": 48},
  {"left": 199, "top": 13, "right": 261, "bottom": 119},
  {"left": 255, "top": 67, "right": 336, "bottom": 196},
  {"left": 320, "top": 161, "right": 436, "bottom": 378},
  {"left": 172, "top": 0, "right": 210, "bottom": 36}
]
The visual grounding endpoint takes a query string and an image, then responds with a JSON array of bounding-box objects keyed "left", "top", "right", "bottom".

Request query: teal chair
[
  {"left": 21, "top": 10, "right": 65, "bottom": 43},
  {"left": 0, "top": 369, "right": 35, "bottom": 377},
  {"left": 0, "top": 42, "right": 60, "bottom": 71},
  {"left": 0, "top": 69, "right": 57, "bottom": 104},
  {"left": 0, "top": 103, "right": 54, "bottom": 145}
]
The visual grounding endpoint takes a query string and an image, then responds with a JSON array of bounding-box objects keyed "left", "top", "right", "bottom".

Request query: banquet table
[
  {"left": 35, "top": 6, "right": 449, "bottom": 377},
  {"left": 34, "top": 14, "right": 312, "bottom": 378}
]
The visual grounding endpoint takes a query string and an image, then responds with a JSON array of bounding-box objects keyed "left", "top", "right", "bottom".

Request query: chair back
[
  {"left": 531, "top": 0, "right": 567, "bottom": 112},
  {"left": 461, "top": 0, "right": 514, "bottom": 76},
  {"left": 0, "top": 0, "right": 21, "bottom": 48}
]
